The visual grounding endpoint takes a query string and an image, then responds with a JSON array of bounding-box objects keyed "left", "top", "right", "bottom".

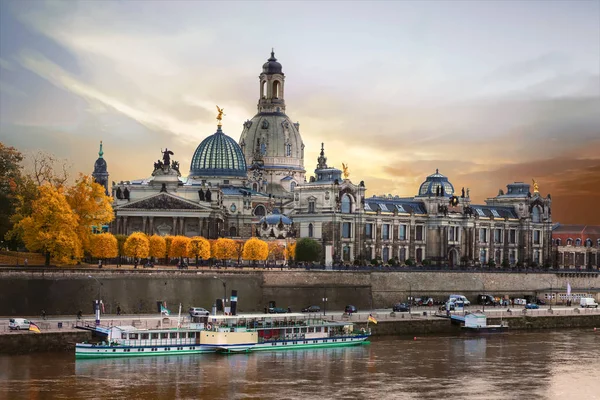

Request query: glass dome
[
  {"left": 189, "top": 126, "right": 247, "bottom": 178},
  {"left": 417, "top": 169, "right": 454, "bottom": 197}
]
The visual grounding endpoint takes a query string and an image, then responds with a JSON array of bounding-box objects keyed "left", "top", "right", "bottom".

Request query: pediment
[{"left": 118, "top": 193, "right": 210, "bottom": 211}]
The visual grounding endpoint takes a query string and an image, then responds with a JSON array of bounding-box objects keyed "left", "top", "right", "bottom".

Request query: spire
[
  {"left": 436, "top": 168, "right": 439, "bottom": 174},
  {"left": 98, "top": 141, "right": 104, "bottom": 158},
  {"left": 270, "top": 48, "right": 275, "bottom": 60},
  {"left": 317, "top": 142, "right": 328, "bottom": 169}
]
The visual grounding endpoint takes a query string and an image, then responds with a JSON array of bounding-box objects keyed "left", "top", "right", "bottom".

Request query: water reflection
[{"left": 1, "top": 330, "right": 599, "bottom": 399}]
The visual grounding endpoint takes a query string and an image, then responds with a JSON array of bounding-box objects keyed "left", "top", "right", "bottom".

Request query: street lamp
[
  {"left": 547, "top": 277, "right": 554, "bottom": 311},
  {"left": 88, "top": 275, "right": 103, "bottom": 325},
  {"left": 322, "top": 287, "right": 328, "bottom": 316},
  {"left": 213, "top": 276, "right": 227, "bottom": 313}
]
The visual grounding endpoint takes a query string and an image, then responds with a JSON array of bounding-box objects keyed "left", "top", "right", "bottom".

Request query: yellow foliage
[
  {"left": 268, "top": 241, "right": 285, "bottom": 261},
  {"left": 164, "top": 235, "right": 174, "bottom": 257},
  {"left": 90, "top": 233, "right": 118, "bottom": 259},
  {"left": 188, "top": 236, "right": 211, "bottom": 260},
  {"left": 170, "top": 235, "right": 191, "bottom": 258},
  {"left": 149, "top": 235, "right": 167, "bottom": 258},
  {"left": 65, "top": 174, "right": 114, "bottom": 252},
  {"left": 124, "top": 232, "right": 150, "bottom": 259},
  {"left": 214, "top": 238, "right": 237, "bottom": 260},
  {"left": 209, "top": 239, "right": 217, "bottom": 258},
  {"left": 234, "top": 240, "right": 245, "bottom": 261},
  {"left": 243, "top": 237, "right": 269, "bottom": 261},
  {"left": 17, "top": 184, "right": 82, "bottom": 264},
  {"left": 285, "top": 241, "right": 296, "bottom": 260}
]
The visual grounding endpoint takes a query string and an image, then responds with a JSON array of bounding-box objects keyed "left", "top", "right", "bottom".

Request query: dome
[
  {"left": 189, "top": 126, "right": 247, "bottom": 178},
  {"left": 417, "top": 169, "right": 455, "bottom": 197},
  {"left": 259, "top": 210, "right": 292, "bottom": 225},
  {"left": 262, "top": 51, "right": 283, "bottom": 74}
]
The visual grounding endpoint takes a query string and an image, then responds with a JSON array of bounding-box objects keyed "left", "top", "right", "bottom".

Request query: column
[
  {"left": 116, "top": 217, "right": 121, "bottom": 235},
  {"left": 142, "top": 217, "right": 147, "bottom": 234},
  {"left": 179, "top": 217, "right": 185, "bottom": 235},
  {"left": 123, "top": 216, "right": 128, "bottom": 235},
  {"left": 172, "top": 217, "right": 178, "bottom": 235},
  {"left": 149, "top": 216, "right": 154, "bottom": 235}
]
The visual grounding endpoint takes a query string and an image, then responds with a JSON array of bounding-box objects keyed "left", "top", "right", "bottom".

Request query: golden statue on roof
[
  {"left": 216, "top": 106, "right": 225, "bottom": 126},
  {"left": 342, "top": 163, "right": 349, "bottom": 179},
  {"left": 532, "top": 179, "right": 539, "bottom": 194}
]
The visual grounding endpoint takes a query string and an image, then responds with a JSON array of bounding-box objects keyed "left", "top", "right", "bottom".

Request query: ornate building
[
  {"left": 552, "top": 224, "right": 599, "bottom": 269},
  {"left": 96, "top": 51, "right": 554, "bottom": 267},
  {"left": 92, "top": 141, "right": 109, "bottom": 195}
]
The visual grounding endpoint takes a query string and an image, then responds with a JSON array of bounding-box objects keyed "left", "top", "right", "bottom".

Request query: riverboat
[{"left": 75, "top": 313, "right": 370, "bottom": 359}]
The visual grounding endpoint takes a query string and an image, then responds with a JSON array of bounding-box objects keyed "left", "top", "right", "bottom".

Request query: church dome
[
  {"left": 189, "top": 126, "right": 247, "bottom": 178},
  {"left": 262, "top": 51, "right": 283, "bottom": 74},
  {"left": 417, "top": 169, "right": 455, "bottom": 197}
]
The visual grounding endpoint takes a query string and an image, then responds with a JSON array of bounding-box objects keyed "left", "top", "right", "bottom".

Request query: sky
[{"left": 0, "top": 0, "right": 599, "bottom": 224}]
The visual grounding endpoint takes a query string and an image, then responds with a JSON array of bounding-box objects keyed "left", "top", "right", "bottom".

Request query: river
[{"left": 1, "top": 329, "right": 599, "bottom": 399}]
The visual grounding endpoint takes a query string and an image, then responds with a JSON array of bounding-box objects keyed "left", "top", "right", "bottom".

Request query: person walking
[{"left": 116, "top": 306, "right": 121, "bottom": 316}]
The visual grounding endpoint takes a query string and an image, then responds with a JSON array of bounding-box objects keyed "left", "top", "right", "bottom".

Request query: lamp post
[
  {"left": 547, "top": 277, "right": 554, "bottom": 311},
  {"left": 322, "top": 287, "right": 328, "bottom": 316},
  {"left": 214, "top": 276, "right": 227, "bottom": 313},
  {"left": 87, "top": 275, "right": 103, "bottom": 325}
]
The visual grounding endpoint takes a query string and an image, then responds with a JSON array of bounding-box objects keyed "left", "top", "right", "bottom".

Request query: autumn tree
[
  {"left": 65, "top": 174, "right": 114, "bottom": 252},
  {"left": 164, "top": 235, "right": 175, "bottom": 264},
  {"left": 90, "top": 233, "right": 118, "bottom": 264},
  {"left": 214, "top": 238, "right": 237, "bottom": 264},
  {"left": 170, "top": 235, "right": 191, "bottom": 262},
  {"left": 17, "top": 184, "right": 82, "bottom": 265},
  {"left": 124, "top": 232, "right": 150, "bottom": 262},
  {"left": 149, "top": 234, "right": 167, "bottom": 263},
  {"left": 295, "top": 238, "right": 321, "bottom": 263},
  {"left": 285, "top": 241, "right": 296, "bottom": 262},
  {"left": 267, "top": 241, "right": 285, "bottom": 262},
  {"left": 243, "top": 237, "right": 268, "bottom": 263},
  {"left": 234, "top": 240, "right": 245, "bottom": 265},
  {"left": 187, "top": 236, "right": 210, "bottom": 266}
]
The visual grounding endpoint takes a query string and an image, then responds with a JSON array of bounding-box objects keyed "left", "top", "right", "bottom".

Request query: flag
[
  {"left": 160, "top": 304, "right": 171, "bottom": 316},
  {"left": 29, "top": 322, "right": 41, "bottom": 334},
  {"left": 368, "top": 314, "right": 378, "bottom": 324},
  {"left": 567, "top": 282, "right": 572, "bottom": 297}
]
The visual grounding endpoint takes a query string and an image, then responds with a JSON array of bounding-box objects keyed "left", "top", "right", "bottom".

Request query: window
[
  {"left": 308, "top": 223, "right": 314, "bottom": 238},
  {"left": 416, "top": 248, "right": 423, "bottom": 262},
  {"left": 585, "top": 239, "right": 592, "bottom": 247},
  {"left": 449, "top": 227, "right": 455, "bottom": 242},
  {"left": 509, "top": 250, "right": 516, "bottom": 264},
  {"left": 476, "top": 208, "right": 485, "bottom": 217},
  {"left": 378, "top": 203, "right": 388, "bottom": 212},
  {"left": 556, "top": 238, "right": 562, "bottom": 246},
  {"left": 416, "top": 226, "right": 423, "bottom": 241},
  {"left": 395, "top": 204, "right": 406, "bottom": 213},
  {"left": 308, "top": 200, "right": 315, "bottom": 213},
  {"left": 290, "top": 181, "right": 296, "bottom": 192},
  {"left": 398, "top": 224, "right": 407, "bottom": 240},
  {"left": 382, "top": 247, "right": 389, "bottom": 262},
  {"left": 533, "top": 230, "right": 540, "bottom": 244},
  {"left": 491, "top": 209, "right": 501, "bottom": 218},
  {"left": 494, "top": 229, "right": 502, "bottom": 243},
  {"left": 479, "top": 228, "right": 488, "bottom": 243},
  {"left": 567, "top": 238, "right": 573, "bottom": 246},
  {"left": 495, "top": 249, "right": 501, "bottom": 264},
  {"left": 343, "top": 245, "right": 351, "bottom": 262},
  {"left": 254, "top": 205, "right": 266, "bottom": 217},
  {"left": 399, "top": 248, "right": 406, "bottom": 261},
  {"left": 341, "top": 195, "right": 352, "bottom": 213},
  {"left": 533, "top": 250, "right": 540, "bottom": 264},
  {"left": 342, "top": 222, "right": 351, "bottom": 238},
  {"left": 364, "top": 203, "right": 373, "bottom": 211},
  {"left": 479, "top": 249, "right": 487, "bottom": 264},
  {"left": 575, "top": 238, "right": 581, "bottom": 246},
  {"left": 532, "top": 206, "right": 541, "bottom": 223},
  {"left": 365, "top": 223, "right": 373, "bottom": 239},
  {"left": 509, "top": 229, "right": 516, "bottom": 244},
  {"left": 382, "top": 224, "right": 390, "bottom": 240}
]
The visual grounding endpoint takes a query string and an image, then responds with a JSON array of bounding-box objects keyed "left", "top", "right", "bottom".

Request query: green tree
[
  {"left": 295, "top": 238, "right": 321, "bottom": 263},
  {"left": 0, "top": 143, "right": 25, "bottom": 247}
]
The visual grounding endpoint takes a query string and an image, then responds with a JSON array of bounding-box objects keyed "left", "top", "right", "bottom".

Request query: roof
[
  {"left": 552, "top": 224, "right": 600, "bottom": 234},
  {"left": 364, "top": 197, "right": 427, "bottom": 214},
  {"left": 470, "top": 205, "right": 519, "bottom": 219}
]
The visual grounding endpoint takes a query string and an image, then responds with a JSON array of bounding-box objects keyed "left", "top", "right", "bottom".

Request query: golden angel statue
[
  {"left": 532, "top": 179, "right": 539, "bottom": 194},
  {"left": 342, "top": 163, "right": 349, "bottom": 179},
  {"left": 216, "top": 106, "right": 225, "bottom": 125}
]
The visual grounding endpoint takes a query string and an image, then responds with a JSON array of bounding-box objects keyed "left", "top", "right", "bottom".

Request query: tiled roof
[
  {"left": 471, "top": 205, "right": 518, "bottom": 219},
  {"left": 364, "top": 198, "right": 427, "bottom": 214}
]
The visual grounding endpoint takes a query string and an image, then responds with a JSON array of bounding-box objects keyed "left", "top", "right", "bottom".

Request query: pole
[{"left": 409, "top": 283, "right": 412, "bottom": 319}]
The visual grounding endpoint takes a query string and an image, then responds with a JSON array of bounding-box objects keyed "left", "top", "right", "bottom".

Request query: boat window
[
  {"left": 286, "top": 328, "right": 292, "bottom": 334},
  {"left": 179, "top": 333, "right": 186, "bottom": 339},
  {"left": 308, "top": 327, "right": 314, "bottom": 333},
  {"left": 161, "top": 333, "right": 168, "bottom": 339},
  {"left": 315, "top": 327, "right": 321, "bottom": 332},
  {"left": 188, "top": 332, "right": 196, "bottom": 338},
  {"left": 121, "top": 333, "right": 127, "bottom": 339},
  {"left": 128, "top": 333, "right": 139, "bottom": 340},
  {"left": 151, "top": 333, "right": 159, "bottom": 339},
  {"left": 324, "top": 327, "right": 328, "bottom": 333},
  {"left": 170, "top": 333, "right": 177, "bottom": 339},
  {"left": 294, "top": 328, "right": 300, "bottom": 333},
  {"left": 141, "top": 333, "right": 149, "bottom": 340},
  {"left": 301, "top": 328, "right": 307, "bottom": 333}
]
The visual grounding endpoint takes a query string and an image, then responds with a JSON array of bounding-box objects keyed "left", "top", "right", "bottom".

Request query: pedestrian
[
  {"left": 41, "top": 310, "right": 46, "bottom": 320},
  {"left": 117, "top": 306, "right": 121, "bottom": 316},
  {"left": 98, "top": 259, "right": 102, "bottom": 269},
  {"left": 24, "top": 258, "right": 28, "bottom": 266},
  {"left": 77, "top": 310, "right": 82, "bottom": 319}
]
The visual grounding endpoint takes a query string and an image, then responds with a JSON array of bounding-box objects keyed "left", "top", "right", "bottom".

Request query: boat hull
[{"left": 75, "top": 343, "right": 215, "bottom": 359}]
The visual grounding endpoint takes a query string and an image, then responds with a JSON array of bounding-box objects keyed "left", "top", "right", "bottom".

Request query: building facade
[{"left": 552, "top": 224, "right": 600, "bottom": 269}]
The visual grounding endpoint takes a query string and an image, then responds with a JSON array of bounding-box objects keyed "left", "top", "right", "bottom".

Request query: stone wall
[{"left": 0, "top": 331, "right": 91, "bottom": 355}]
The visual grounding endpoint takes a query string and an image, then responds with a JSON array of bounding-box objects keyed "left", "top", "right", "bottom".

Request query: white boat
[{"left": 75, "top": 313, "right": 370, "bottom": 359}]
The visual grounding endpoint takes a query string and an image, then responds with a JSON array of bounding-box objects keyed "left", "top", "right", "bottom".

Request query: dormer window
[
  {"left": 491, "top": 209, "right": 500, "bottom": 218},
  {"left": 378, "top": 203, "right": 388, "bottom": 212},
  {"left": 395, "top": 204, "right": 406, "bottom": 213},
  {"left": 567, "top": 238, "right": 573, "bottom": 246},
  {"left": 476, "top": 208, "right": 485, "bottom": 217},
  {"left": 364, "top": 203, "right": 372, "bottom": 211},
  {"left": 575, "top": 238, "right": 582, "bottom": 246}
]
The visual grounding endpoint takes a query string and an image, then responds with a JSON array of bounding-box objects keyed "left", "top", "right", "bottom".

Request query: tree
[
  {"left": 268, "top": 241, "right": 285, "bottom": 262},
  {"left": 214, "top": 238, "right": 237, "bottom": 264},
  {"left": 285, "top": 241, "right": 296, "bottom": 261},
  {"left": 17, "top": 184, "right": 82, "bottom": 265},
  {"left": 149, "top": 234, "right": 167, "bottom": 262},
  {"left": 295, "top": 238, "right": 321, "bottom": 262},
  {"left": 188, "top": 236, "right": 211, "bottom": 266},
  {"left": 164, "top": 235, "right": 175, "bottom": 264},
  {"left": 0, "top": 143, "right": 25, "bottom": 247},
  {"left": 115, "top": 234, "right": 127, "bottom": 266},
  {"left": 234, "top": 240, "right": 245, "bottom": 265},
  {"left": 29, "top": 150, "right": 70, "bottom": 187},
  {"left": 243, "top": 237, "right": 268, "bottom": 262},
  {"left": 170, "top": 235, "right": 191, "bottom": 261},
  {"left": 124, "top": 232, "right": 149, "bottom": 260},
  {"left": 90, "top": 233, "right": 118, "bottom": 263},
  {"left": 65, "top": 174, "right": 114, "bottom": 252}
]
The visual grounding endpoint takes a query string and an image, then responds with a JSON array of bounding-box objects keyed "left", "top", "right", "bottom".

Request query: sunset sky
[{"left": 1, "top": 1, "right": 599, "bottom": 224}]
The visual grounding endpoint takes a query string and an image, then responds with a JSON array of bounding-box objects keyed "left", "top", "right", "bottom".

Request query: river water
[{"left": 1, "top": 329, "right": 599, "bottom": 400}]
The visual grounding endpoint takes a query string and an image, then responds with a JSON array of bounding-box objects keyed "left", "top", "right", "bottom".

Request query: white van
[
  {"left": 449, "top": 295, "right": 471, "bottom": 307},
  {"left": 8, "top": 318, "right": 31, "bottom": 330},
  {"left": 580, "top": 298, "right": 598, "bottom": 308}
]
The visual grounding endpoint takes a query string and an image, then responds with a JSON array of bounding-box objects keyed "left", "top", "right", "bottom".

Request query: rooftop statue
[
  {"left": 216, "top": 105, "right": 225, "bottom": 126},
  {"left": 162, "top": 148, "right": 174, "bottom": 166},
  {"left": 342, "top": 163, "right": 349, "bottom": 179},
  {"left": 532, "top": 179, "right": 539, "bottom": 194}
]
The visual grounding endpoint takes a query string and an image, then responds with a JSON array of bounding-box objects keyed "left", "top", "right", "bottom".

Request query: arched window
[
  {"left": 575, "top": 238, "right": 582, "bottom": 246},
  {"left": 273, "top": 80, "right": 280, "bottom": 98},
  {"left": 567, "top": 238, "right": 573, "bottom": 246},
  {"left": 290, "top": 181, "right": 296, "bottom": 192},
  {"left": 480, "top": 249, "right": 487, "bottom": 264},
  {"left": 532, "top": 206, "right": 541, "bottom": 223},
  {"left": 382, "top": 247, "right": 389, "bottom": 262},
  {"left": 341, "top": 194, "right": 352, "bottom": 214},
  {"left": 308, "top": 223, "right": 313, "bottom": 238},
  {"left": 229, "top": 226, "right": 237, "bottom": 237},
  {"left": 252, "top": 183, "right": 258, "bottom": 192},
  {"left": 254, "top": 205, "right": 266, "bottom": 217},
  {"left": 555, "top": 238, "right": 561, "bottom": 246},
  {"left": 585, "top": 238, "right": 592, "bottom": 247},
  {"left": 261, "top": 81, "right": 266, "bottom": 98},
  {"left": 416, "top": 248, "right": 423, "bottom": 263}
]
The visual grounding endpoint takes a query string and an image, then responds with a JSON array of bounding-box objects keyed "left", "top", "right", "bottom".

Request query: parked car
[
  {"left": 477, "top": 294, "right": 499, "bottom": 306},
  {"left": 393, "top": 303, "right": 410, "bottom": 312},
  {"left": 143, "top": 262, "right": 154, "bottom": 268},
  {"left": 449, "top": 295, "right": 471, "bottom": 306},
  {"left": 536, "top": 299, "right": 547, "bottom": 306},
  {"left": 344, "top": 305, "right": 357, "bottom": 314},
  {"left": 301, "top": 305, "right": 321, "bottom": 313},
  {"left": 580, "top": 298, "right": 599, "bottom": 308},
  {"left": 188, "top": 307, "right": 210, "bottom": 317},
  {"left": 8, "top": 318, "right": 31, "bottom": 330},
  {"left": 525, "top": 303, "right": 540, "bottom": 309},
  {"left": 268, "top": 307, "right": 288, "bottom": 314}
]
